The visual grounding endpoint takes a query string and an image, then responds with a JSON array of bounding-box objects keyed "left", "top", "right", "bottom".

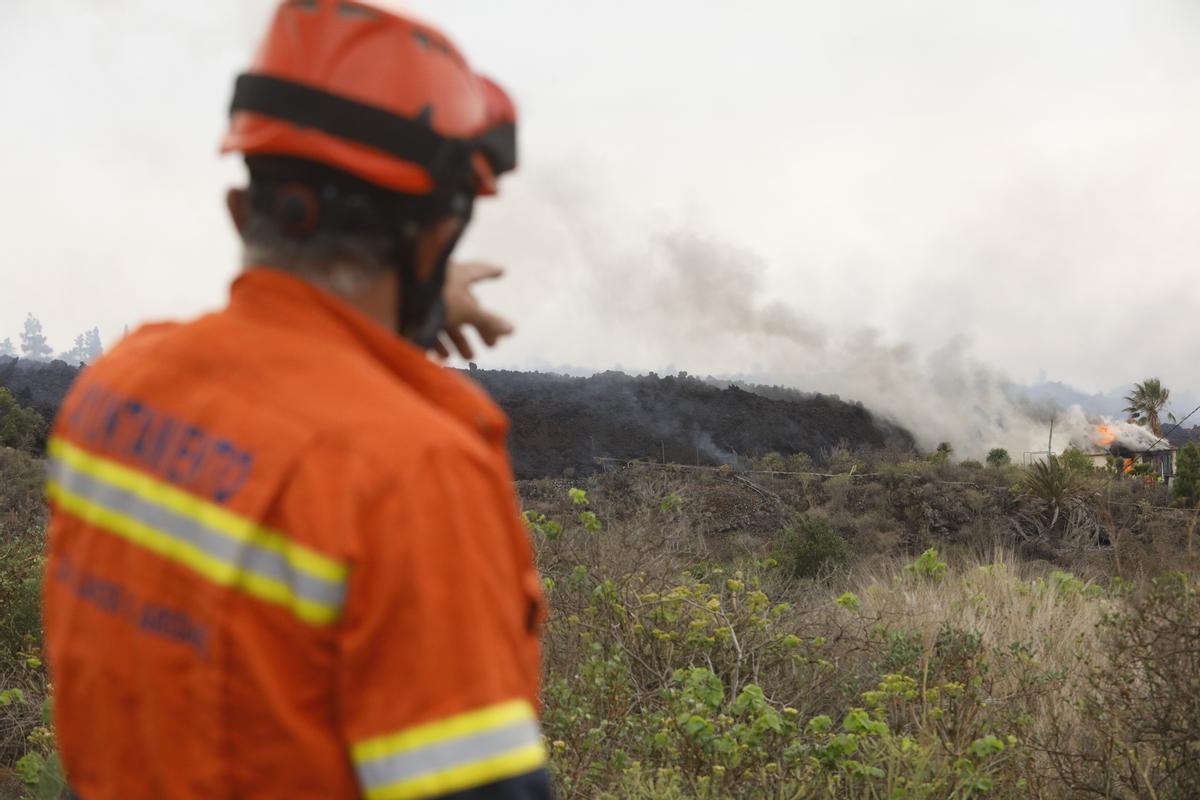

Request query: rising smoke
[
  {"left": 520, "top": 185, "right": 1118, "bottom": 460},
  {"left": 655, "top": 232, "right": 1069, "bottom": 459}
]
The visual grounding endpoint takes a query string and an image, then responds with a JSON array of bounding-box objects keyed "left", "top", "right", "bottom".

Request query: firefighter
[{"left": 42, "top": 2, "right": 550, "bottom": 798}]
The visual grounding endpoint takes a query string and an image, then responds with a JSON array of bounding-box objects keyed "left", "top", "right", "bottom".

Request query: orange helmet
[{"left": 222, "top": 0, "right": 517, "bottom": 198}]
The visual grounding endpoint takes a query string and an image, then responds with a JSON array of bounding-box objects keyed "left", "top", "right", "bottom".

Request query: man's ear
[{"left": 226, "top": 187, "right": 250, "bottom": 239}]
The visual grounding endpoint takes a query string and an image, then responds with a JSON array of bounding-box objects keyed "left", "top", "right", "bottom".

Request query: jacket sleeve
[{"left": 333, "top": 440, "right": 550, "bottom": 800}]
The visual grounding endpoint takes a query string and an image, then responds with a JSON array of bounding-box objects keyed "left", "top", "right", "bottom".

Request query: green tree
[
  {"left": 930, "top": 442, "right": 953, "bottom": 465},
  {"left": 1124, "top": 378, "right": 1173, "bottom": 437},
  {"left": 986, "top": 448, "right": 1011, "bottom": 467},
  {"left": 1172, "top": 442, "right": 1200, "bottom": 509},
  {"left": 19, "top": 313, "right": 52, "bottom": 361}
]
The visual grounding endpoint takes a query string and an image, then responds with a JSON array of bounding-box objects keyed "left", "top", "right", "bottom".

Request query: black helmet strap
[{"left": 245, "top": 156, "right": 473, "bottom": 349}]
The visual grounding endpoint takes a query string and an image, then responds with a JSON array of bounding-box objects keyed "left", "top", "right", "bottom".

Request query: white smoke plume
[
  {"left": 513, "top": 186, "right": 1113, "bottom": 460},
  {"left": 1056, "top": 408, "right": 1169, "bottom": 454}
]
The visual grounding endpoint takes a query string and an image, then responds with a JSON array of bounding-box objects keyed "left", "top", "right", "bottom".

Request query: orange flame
[{"left": 1096, "top": 425, "right": 1116, "bottom": 447}]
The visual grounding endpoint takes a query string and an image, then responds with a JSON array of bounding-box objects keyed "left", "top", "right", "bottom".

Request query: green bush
[
  {"left": 754, "top": 452, "right": 787, "bottom": 472},
  {"left": 787, "top": 452, "right": 815, "bottom": 473},
  {"left": 986, "top": 448, "right": 1011, "bottom": 468},
  {"left": 0, "top": 529, "right": 43, "bottom": 664},
  {"left": 0, "top": 388, "right": 46, "bottom": 454},
  {"left": 534, "top": 504, "right": 1060, "bottom": 798},
  {"left": 1173, "top": 442, "right": 1200, "bottom": 509},
  {"left": 0, "top": 520, "right": 52, "bottom": 794},
  {"left": 1058, "top": 447, "right": 1094, "bottom": 474},
  {"left": 930, "top": 442, "right": 954, "bottom": 465},
  {"left": 781, "top": 515, "right": 851, "bottom": 580},
  {"left": 0, "top": 447, "right": 47, "bottom": 535},
  {"left": 0, "top": 450, "right": 47, "bottom": 665}
]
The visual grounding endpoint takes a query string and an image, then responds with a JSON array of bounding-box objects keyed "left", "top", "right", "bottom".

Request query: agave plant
[{"left": 1018, "top": 456, "right": 1089, "bottom": 537}]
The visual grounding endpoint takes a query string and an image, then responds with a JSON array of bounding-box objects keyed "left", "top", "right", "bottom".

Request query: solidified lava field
[
  {"left": 466, "top": 369, "right": 912, "bottom": 479},
  {"left": 1, "top": 357, "right": 913, "bottom": 480}
]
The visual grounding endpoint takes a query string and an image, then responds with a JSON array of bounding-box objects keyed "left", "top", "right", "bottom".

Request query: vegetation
[
  {"left": 1172, "top": 442, "right": 1200, "bottom": 509},
  {"left": 781, "top": 515, "right": 851, "bottom": 579},
  {"left": 3, "top": 442, "right": 1200, "bottom": 797},
  {"left": 523, "top": 458, "right": 1199, "bottom": 799},
  {"left": 1123, "top": 378, "right": 1173, "bottom": 438},
  {"left": 985, "top": 449, "right": 1010, "bottom": 468},
  {"left": 0, "top": 447, "right": 55, "bottom": 797},
  {"left": 0, "top": 389, "right": 47, "bottom": 454}
]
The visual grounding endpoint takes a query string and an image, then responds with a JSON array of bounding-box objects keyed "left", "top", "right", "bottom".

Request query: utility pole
[{"left": 1047, "top": 417, "right": 1055, "bottom": 460}]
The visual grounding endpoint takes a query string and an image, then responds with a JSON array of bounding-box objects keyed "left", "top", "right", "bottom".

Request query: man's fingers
[
  {"left": 447, "top": 327, "right": 474, "bottom": 361},
  {"left": 432, "top": 339, "right": 451, "bottom": 360},
  {"left": 440, "top": 260, "right": 511, "bottom": 356},
  {"left": 459, "top": 261, "right": 505, "bottom": 283},
  {"left": 474, "top": 310, "right": 515, "bottom": 346}
]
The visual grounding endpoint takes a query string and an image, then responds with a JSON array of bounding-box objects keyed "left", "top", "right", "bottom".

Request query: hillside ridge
[{"left": 1, "top": 356, "right": 911, "bottom": 479}]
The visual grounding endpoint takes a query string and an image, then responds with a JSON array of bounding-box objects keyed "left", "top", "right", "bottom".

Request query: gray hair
[{"left": 240, "top": 210, "right": 398, "bottom": 296}]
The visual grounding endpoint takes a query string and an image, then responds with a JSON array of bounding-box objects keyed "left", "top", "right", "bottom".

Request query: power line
[{"left": 1130, "top": 402, "right": 1200, "bottom": 457}]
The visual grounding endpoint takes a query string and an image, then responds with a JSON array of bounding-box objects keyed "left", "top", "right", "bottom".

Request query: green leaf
[
  {"left": 805, "top": 715, "right": 833, "bottom": 735},
  {"left": 969, "top": 734, "right": 1006, "bottom": 759},
  {"left": 579, "top": 510, "right": 602, "bottom": 533},
  {"left": 732, "top": 685, "right": 767, "bottom": 716},
  {"left": 35, "top": 752, "right": 67, "bottom": 800},
  {"left": 15, "top": 752, "right": 45, "bottom": 786}
]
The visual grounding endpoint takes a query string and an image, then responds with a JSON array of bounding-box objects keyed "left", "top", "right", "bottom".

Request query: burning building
[{"left": 1084, "top": 422, "right": 1176, "bottom": 483}]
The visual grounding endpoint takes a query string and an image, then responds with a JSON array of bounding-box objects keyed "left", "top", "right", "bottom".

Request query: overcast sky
[{"left": 2, "top": 1, "right": 1199, "bottom": 416}]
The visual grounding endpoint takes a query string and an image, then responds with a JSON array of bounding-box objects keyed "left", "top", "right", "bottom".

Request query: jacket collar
[{"left": 228, "top": 267, "right": 509, "bottom": 448}]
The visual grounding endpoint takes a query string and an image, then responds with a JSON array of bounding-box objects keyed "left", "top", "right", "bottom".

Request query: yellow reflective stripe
[
  {"left": 46, "top": 480, "right": 339, "bottom": 625},
  {"left": 364, "top": 744, "right": 546, "bottom": 800},
  {"left": 48, "top": 437, "right": 346, "bottom": 583},
  {"left": 352, "top": 700, "right": 547, "bottom": 798},
  {"left": 352, "top": 699, "right": 535, "bottom": 764}
]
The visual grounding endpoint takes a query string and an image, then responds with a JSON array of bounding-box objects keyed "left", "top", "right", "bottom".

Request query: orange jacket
[{"left": 43, "top": 268, "right": 547, "bottom": 800}]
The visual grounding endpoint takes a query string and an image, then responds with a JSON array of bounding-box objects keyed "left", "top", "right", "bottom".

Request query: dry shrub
[
  {"left": 1039, "top": 572, "right": 1200, "bottom": 799},
  {"left": 0, "top": 448, "right": 46, "bottom": 540}
]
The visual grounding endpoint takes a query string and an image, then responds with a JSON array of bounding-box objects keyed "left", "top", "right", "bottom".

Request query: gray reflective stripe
[
  {"left": 356, "top": 719, "right": 542, "bottom": 791},
  {"left": 48, "top": 457, "right": 345, "bottom": 609}
]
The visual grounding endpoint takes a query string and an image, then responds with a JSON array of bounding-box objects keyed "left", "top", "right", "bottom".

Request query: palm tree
[{"left": 1123, "top": 378, "right": 1174, "bottom": 437}]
